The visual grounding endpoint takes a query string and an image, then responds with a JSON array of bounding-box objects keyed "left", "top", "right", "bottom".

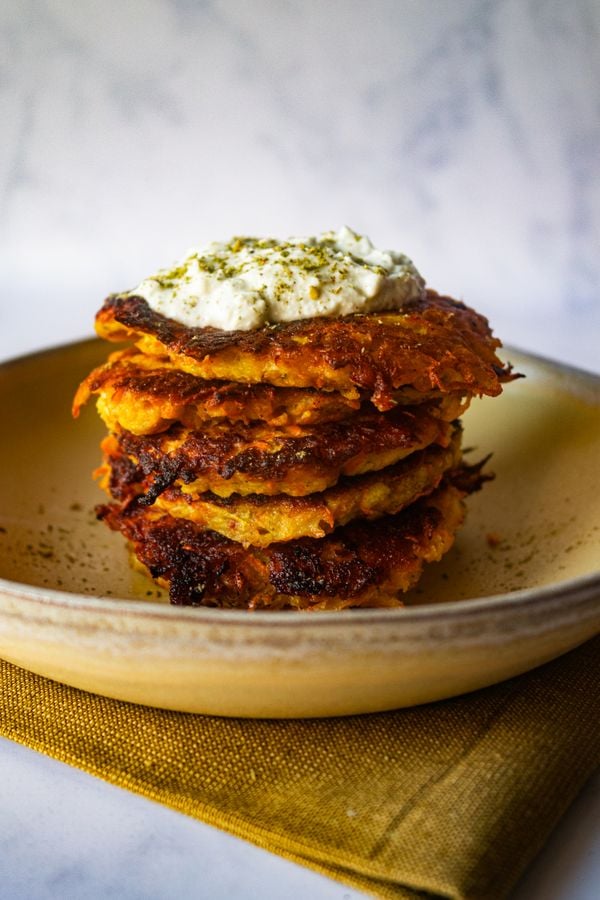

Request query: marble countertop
[{"left": 0, "top": 737, "right": 598, "bottom": 899}]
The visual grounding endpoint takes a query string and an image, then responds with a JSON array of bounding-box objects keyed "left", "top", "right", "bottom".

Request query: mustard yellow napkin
[{"left": 1, "top": 637, "right": 598, "bottom": 900}]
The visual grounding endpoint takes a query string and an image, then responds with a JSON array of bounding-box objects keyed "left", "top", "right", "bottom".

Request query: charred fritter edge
[
  {"left": 95, "top": 291, "right": 519, "bottom": 410},
  {"left": 73, "top": 349, "right": 471, "bottom": 434},
  {"left": 99, "top": 428, "right": 463, "bottom": 546},
  {"left": 102, "top": 404, "right": 453, "bottom": 500},
  {"left": 73, "top": 349, "right": 362, "bottom": 429},
  {"left": 97, "top": 468, "right": 486, "bottom": 610}
]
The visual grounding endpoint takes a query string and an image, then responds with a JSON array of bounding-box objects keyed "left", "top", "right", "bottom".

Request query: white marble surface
[
  {"left": 0, "top": 1, "right": 598, "bottom": 897},
  {"left": 0, "top": 736, "right": 598, "bottom": 900}
]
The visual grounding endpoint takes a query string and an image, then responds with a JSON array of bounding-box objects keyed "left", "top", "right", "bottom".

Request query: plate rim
[{"left": 0, "top": 569, "right": 599, "bottom": 629}]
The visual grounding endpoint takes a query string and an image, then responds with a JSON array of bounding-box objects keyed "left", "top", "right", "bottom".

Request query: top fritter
[{"left": 95, "top": 228, "right": 517, "bottom": 410}]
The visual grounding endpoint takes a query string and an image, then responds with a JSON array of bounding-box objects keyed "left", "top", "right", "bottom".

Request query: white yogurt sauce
[{"left": 127, "top": 226, "right": 425, "bottom": 331}]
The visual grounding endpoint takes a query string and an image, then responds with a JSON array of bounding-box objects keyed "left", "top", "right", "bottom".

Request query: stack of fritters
[{"left": 74, "top": 291, "right": 516, "bottom": 609}]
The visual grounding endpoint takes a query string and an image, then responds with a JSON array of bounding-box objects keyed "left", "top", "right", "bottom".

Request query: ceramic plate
[{"left": 0, "top": 340, "right": 598, "bottom": 717}]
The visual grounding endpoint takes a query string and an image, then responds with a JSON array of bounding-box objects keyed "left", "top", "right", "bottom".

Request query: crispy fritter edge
[
  {"left": 97, "top": 462, "right": 489, "bottom": 608},
  {"left": 95, "top": 291, "right": 520, "bottom": 409}
]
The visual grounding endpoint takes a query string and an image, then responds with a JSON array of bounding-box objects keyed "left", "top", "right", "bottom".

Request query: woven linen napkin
[{"left": 1, "top": 637, "right": 598, "bottom": 900}]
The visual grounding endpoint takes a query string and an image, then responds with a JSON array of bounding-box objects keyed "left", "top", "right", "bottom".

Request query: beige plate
[{"left": 0, "top": 339, "right": 599, "bottom": 718}]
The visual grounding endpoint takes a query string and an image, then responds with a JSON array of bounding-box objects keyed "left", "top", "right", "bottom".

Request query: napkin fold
[{"left": 1, "top": 637, "right": 598, "bottom": 900}]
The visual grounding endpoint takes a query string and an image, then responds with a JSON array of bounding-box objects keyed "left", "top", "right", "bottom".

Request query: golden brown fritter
[
  {"left": 102, "top": 403, "right": 453, "bottom": 499},
  {"left": 95, "top": 290, "right": 518, "bottom": 410},
  {"left": 73, "top": 348, "right": 363, "bottom": 431},
  {"left": 73, "top": 348, "right": 470, "bottom": 435},
  {"left": 97, "top": 477, "right": 475, "bottom": 609},
  {"left": 100, "top": 429, "right": 463, "bottom": 546},
  {"left": 78, "top": 263, "right": 517, "bottom": 609}
]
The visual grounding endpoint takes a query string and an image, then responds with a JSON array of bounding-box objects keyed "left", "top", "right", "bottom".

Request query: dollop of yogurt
[{"left": 127, "top": 226, "right": 425, "bottom": 331}]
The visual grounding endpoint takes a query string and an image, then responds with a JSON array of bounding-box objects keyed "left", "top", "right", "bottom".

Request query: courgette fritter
[
  {"left": 95, "top": 291, "right": 517, "bottom": 410},
  {"left": 98, "top": 477, "right": 475, "bottom": 609},
  {"left": 101, "top": 402, "right": 453, "bottom": 499},
  {"left": 100, "top": 428, "right": 463, "bottom": 546},
  {"left": 74, "top": 348, "right": 362, "bottom": 431}
]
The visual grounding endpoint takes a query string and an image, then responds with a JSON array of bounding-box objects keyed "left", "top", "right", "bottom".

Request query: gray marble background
[{"left": 1, "top": 0, "right": 599, "bottom": 362}]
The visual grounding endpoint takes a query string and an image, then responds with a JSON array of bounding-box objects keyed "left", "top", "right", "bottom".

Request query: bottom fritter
[{"left": 97, "top": 468, "right": 486, "bottom": 610}]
